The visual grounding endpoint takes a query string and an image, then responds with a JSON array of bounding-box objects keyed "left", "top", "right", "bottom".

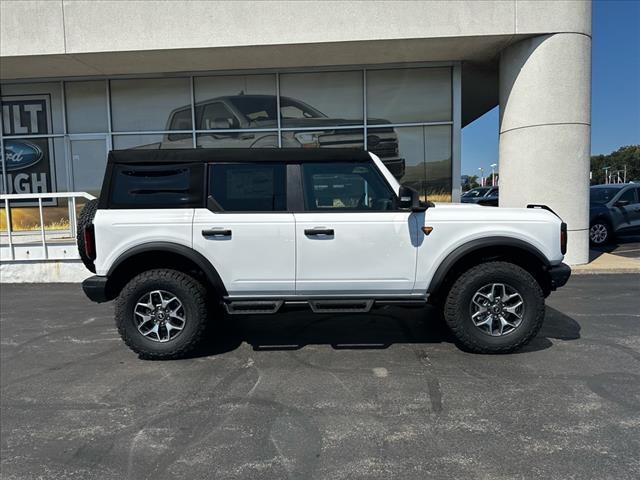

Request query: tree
[
  {"left": 590, "top": 145, "right": 640, "bottom": 184},
  {"left": 462, "top": 175, "right": 480, "bottom": 191}
]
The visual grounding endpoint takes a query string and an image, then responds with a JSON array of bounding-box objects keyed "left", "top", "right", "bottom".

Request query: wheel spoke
[
  {"left": 470, "top": 283, "right": 524, "bottom": 337},
  {"left": 165, "top": 320, "right": 184, "bottom": 335},
  {"left": 490, "top": 284, "right": 505, "bottom": 302},
  {"left": 133, "top": 289, "right": 186, "bottom": 343},
  {"left": 143, "top": 323, "right": 160, "bottom": 340}
]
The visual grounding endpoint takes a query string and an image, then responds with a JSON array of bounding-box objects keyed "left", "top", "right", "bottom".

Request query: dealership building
[{"left": 0, "top": 0, "right": 591, "bottom": 280}]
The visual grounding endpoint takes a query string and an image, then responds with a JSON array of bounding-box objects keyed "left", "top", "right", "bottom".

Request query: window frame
[
  {"left": 616, "top": 187, "right": 638, "bottom": 205},
  {"left": 105, "top": 162, "right": 205, "bottom": 209},
  {"left": 200, "top": 101, "right": 240, "bottom": 130},
  {"left": 205, "top": 161, "right": 289, "bottom": 214},
  {"left": 299, "top": 160, "right": 400, "bottom": 213}
]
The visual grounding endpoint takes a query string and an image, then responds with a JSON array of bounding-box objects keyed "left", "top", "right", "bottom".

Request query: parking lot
[
  {"left": 1, "top": 275, "right": 639, "bottom": 480},
  {"left": 591, "top": 235, "right": 640, "bottom": 260}
]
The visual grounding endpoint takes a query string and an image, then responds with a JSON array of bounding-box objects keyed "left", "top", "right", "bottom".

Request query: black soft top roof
[{"left": 108, "top": 148, "right": 372, "bottom": 164}]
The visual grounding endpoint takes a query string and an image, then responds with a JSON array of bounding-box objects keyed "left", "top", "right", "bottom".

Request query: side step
[
  {"left": 309, "top": 299, "right": 374, "bottom": 313},
  {"left": 224, "top": 300, "right": 283, "bottom": 315},
  {"left": 223, "top": 297, "right": 428, "bottom": 315}
]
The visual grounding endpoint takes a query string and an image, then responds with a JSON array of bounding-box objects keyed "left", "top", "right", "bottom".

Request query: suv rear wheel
[
  {"left": 115, "top": 269, "right": 209, "bottom": 359},
  {"left": 443, "top": 261, "right": 545, "bottom": 353}
]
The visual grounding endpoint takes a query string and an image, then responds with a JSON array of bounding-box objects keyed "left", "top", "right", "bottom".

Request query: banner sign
[{"left": 1, "top": 95, "right": 57, "bottom": 206}]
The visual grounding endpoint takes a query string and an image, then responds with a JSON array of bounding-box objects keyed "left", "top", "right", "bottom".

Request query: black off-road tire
[
  {"left": 76, "top": 198, "right": 99, "bottom": 272},
  {"left": 443, "top": 261, "right": 545, "bottom": 354},
  {"left": 115, "top": 269, "right": 209, "bottom": 360}
]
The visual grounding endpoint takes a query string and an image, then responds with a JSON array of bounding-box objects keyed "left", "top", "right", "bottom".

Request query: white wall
[{"left": 1, "top": 1, "right": 591, "bottom": 58}]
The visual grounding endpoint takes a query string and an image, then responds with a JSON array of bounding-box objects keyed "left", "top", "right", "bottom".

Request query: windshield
[
  {"left": 227, "top": 96, "right": 325, "bottom": 123},
  {"left": 463, "top": 187, "right": 490, "bottom": 198},
  {"left": 590, "top": 187, "right": 622, "bottom": 204}
]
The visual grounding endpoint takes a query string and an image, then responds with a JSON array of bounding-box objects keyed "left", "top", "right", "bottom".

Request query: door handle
[
  {"left": 304, "top": 228, "right": 334, "bottom": 236},
  {"left": 202, "top": 228, "right": 232, "bottom": 238}
]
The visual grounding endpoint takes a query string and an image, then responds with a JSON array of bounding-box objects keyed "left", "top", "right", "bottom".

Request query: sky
[{"left": 461, "top": 0, "right": 640, "bottom": 177}]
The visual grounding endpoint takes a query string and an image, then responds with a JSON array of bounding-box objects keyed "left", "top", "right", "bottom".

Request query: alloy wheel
[
  {"left": 469, "top": 283, "right": 524, "bottom": 337},
  {"left": 133, "top": 290, "right": 186, "bottom": 342},
  {"left": 589, "top": 223, "right": 608, "bottom": 244}
]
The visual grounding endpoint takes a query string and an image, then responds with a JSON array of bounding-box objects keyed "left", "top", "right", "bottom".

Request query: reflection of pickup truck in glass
[{"left": 160, "top": 94, "right": 406, "bottom": 179}]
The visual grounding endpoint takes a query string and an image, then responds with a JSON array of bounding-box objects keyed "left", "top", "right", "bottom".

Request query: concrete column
[{"left": 499, "top": 32, "right": 591, "bottom": 265}]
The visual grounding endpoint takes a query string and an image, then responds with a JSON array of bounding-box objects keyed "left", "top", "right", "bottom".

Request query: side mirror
[
  {"left": 398, "top": 185, "right": 427, "bottom": 212},
  {"left": 614, "top": 199, "right": 630, "bottom": 208}
]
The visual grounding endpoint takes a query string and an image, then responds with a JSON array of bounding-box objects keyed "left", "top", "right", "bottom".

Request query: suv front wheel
[
  {"left": 115, "top": 269, "right": 209, "bottom": 359},
  {"left": 443, "top": 261, "right": 545, "bottom": 353}
]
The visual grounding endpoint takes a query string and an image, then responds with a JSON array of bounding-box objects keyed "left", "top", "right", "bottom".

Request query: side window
[
  {"left": 301, "top": 162, "right": 396, "bottom": 211},
  {"left": 110, "top": 163, "right": 204, "bottom": 208},
  {"left": 208, "top": 163, "right": 286, "bottom": 212},
  {"left": 618, "top": 188, "right": 637, "bottom": 204},
  {"left": 200, "top": 102, "right": 238, "bottom": 129},
  {"left": 167, "top": 108, "right": 192, "bottom": 141}
]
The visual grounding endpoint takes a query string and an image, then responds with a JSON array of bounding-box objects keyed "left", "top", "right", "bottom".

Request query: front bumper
[
  {"left": 548, "top": 263, "right": 571, "bottom": 290},
  {"left": 82, "top": 275, "right": 110, "bottom": 303}
]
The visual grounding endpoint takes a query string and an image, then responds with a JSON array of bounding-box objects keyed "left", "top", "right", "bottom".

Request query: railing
[{"left": 1, "top": 192, "right": 96, "bottom": 261}]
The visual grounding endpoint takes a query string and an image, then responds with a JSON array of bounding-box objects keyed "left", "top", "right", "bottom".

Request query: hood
[
  {"left": 427, "top": 203, "right": 561, "bottom": 224},
  {"left": 279, "top": 117, "right": 393, "bottom": 128}
]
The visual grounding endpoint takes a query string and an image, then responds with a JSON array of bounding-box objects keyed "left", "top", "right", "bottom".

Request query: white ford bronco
[{"left": 79, "top": 148, "right": 570, "bottom": 359}]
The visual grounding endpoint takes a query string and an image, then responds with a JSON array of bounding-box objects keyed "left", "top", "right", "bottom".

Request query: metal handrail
[{"left": 1, "top": 192, "right": 96, "bottom": 261}]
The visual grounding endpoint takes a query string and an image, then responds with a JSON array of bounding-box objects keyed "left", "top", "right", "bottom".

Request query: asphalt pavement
[{"left": 1, "top": 275, "right": 639, "bottom": 480}]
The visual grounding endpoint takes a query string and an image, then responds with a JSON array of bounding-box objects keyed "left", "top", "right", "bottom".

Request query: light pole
[
  {"left": 478, "top": 167, "right": 484, "bottom": 187},
  {"left": 490, "top": 163, "right": 498, "bottom": 186}
]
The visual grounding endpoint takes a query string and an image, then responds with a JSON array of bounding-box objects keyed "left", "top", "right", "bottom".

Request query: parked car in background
[
  {"left": 461, "top": 186, "right": 499, "bottom": 206},
  {"left": 589, "top": 183, "right": 640, "bottom": 245},
  {"left": 159, "top": 94, "right": 406, "bottom": 179}
]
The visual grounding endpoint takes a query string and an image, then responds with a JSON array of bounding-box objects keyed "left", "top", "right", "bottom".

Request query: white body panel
[
  {"left": 414, "top": 203, "right": 564, "bottom": 292},
  {"left": 294, "top": 212, "right": 418, "bottom": 295},
  {"left": 93, "top": 209, "right": 193, "bottom": 276},
  {"left": 192, "top": 209, "right": 295, "bottom": 295},
  {"left": 92, "top": 155, "right": 564, "bottom": 298}
]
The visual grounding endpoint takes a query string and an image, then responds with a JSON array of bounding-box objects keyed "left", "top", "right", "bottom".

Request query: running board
[
  {"left": 309, "top": 299, "right": 374, "bottom": 313},
  {"left": 224, "top": 300, "right": 283, "bottom": 315},
  {"left": 223, "top": 297, "right": 427, "bottom": 315}
]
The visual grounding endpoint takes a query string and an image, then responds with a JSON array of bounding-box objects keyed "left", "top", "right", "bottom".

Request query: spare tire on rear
[{"left": 76, "top": 198, "right": 99, "bottom": 272}]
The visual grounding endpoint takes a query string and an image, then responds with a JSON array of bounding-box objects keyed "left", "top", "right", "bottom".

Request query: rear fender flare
[{"left": 107, "top": 242, "right": 228, "bottom": 296}]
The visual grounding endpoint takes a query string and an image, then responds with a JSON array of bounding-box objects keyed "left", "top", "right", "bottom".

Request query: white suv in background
[{"left": 78, "top": 148, "right": 570, "bottom": 359}]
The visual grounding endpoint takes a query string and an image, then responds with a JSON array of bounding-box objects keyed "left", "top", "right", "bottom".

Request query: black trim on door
[{"left": 286, "top": 163, "right": 304, "bottom": 212}]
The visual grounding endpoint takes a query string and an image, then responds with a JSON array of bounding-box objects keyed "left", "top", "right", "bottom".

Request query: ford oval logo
[{"left": 3, "top": 140, "right": 44, "bottom": 172}]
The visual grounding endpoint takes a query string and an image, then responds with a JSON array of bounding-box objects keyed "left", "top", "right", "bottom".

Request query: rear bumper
[
  {"left": 82, "top": 275, "right": 110, "bottom": 303},
  {"left": 548, "top": 263, "right": 571, "bottom": 290}
]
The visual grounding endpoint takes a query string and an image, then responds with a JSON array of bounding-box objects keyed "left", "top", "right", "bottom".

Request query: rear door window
[
  {"left": 110, "top": 163, "right": 204, "bottom": 208},
  {"left": 208, "top": 163, "right": 287, "bottom": 212}
]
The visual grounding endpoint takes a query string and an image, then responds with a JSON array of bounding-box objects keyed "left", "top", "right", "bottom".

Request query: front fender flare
[{"left": 426, "top": 236, "right": 551, "bottom": 295}]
